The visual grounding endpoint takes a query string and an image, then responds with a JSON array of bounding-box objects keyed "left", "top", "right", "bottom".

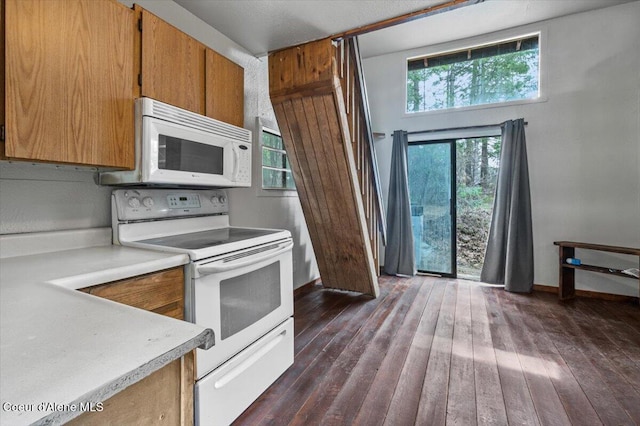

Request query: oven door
[
  {"left": 191, "top": 238, "right": 293, "bottom": 378},
  {"left": 142, "top": 115, "right": 240, "bottom": 187}
]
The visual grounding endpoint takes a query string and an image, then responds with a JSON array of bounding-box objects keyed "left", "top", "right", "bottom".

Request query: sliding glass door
[
  {"left": 407, "top": 141, "right": 456, "bottom": 277},
  {"left": 408, "top": 136, "right": 501, "bottom": 279}
]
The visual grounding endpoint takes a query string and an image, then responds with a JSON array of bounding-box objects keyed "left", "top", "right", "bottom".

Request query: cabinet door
[
  {"left": 139, "top": 7, "right": 206, "bottom": 115},
  {"left": 205, "top": 48, "right": 244, "bottom": 128},
  {"left": 66, "top": 356, "right": 193, "bottom": 426},
  {"left": 4, "top": 0, "right": 135, "bottom": 168},
  {"left": 80, "top": 267, "right": 185, "bottom": 319}
]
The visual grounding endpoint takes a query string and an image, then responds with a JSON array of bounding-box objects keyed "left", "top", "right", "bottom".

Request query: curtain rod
[{"left": 407, "top": 120, "right": 527, "bottom": 136}]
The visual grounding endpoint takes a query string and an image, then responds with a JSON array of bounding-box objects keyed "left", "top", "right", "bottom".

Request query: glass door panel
[
  {"left": 455, "top": 136, "right": 501, "bottom": 280},
  {"left": 407, "top": 141, "right": 456, "bottom": 276}
]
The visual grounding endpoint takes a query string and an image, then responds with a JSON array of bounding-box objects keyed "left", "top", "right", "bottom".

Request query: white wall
[
  {"left": 363, "top": 2, "right": 640, "bottom": 296},
  {"left": 0, "top": 0, "right": 319, "bottom": 289}
]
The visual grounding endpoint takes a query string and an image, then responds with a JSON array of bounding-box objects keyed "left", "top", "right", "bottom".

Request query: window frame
[
  {"left": 404, "top": 31, "right": 544, "bottom": 115},
  {"left": 255, "top": 117, "right": 297, "bottom": 197}
]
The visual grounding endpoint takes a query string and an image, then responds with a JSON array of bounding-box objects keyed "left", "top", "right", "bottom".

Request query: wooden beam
[{"left": 331, "top": 0, "right": 484, "bottom": 40}]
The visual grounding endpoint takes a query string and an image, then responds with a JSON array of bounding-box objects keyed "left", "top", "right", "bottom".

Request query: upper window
[
  {"left": 407, "top": 34, "right": 540, "bottom": 113},
  {"left": 261, "top": 127, "right": 295, "bottom": 190}
]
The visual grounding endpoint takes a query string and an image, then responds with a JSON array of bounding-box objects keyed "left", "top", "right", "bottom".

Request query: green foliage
[
  {"left": 457, "top": 185, "right": 484, "bottom": 209},
  {"left": 262, "top": 148, "right": 290, "bottom": 169},
  {"left": 262, "top": 168, "right": 295, "bottom": 189},
  {"left": 262, "top": 131, "right": 284, "bottom": 149}
]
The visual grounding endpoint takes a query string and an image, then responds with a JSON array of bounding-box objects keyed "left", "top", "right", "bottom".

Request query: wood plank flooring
[{"left": 234, "top": 276, "right": 640, "bottom": 425}]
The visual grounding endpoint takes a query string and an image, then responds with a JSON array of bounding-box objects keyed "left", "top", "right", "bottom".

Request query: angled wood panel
[{"left": 270, "top": 38, "right": 379, "bottom": 297}]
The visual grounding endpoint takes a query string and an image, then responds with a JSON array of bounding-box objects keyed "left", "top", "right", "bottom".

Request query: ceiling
[{"left": 174, "top": 0, "right": 637, "bottom": 58}]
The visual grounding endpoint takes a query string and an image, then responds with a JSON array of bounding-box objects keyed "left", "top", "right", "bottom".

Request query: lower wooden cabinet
[
  {"left": 67, "top": 354, "right": 194, "bottom": 426},
  {"left": 75, "top": 267, "right": 194, "bottom": 426},
  {"left": 80, "top": 267, "right": 185, "bottom": 320}
]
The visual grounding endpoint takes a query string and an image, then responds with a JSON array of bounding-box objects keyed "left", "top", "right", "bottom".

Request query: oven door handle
[{"left": 196, "top": 241, "right": 293, "bottom": 275}]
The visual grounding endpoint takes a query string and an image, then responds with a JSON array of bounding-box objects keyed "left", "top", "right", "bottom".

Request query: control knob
[
  {"left": 128, "top": 197, "right": 141, "bottom": 208},
  {"left": 211, "top": 195, "right": 227, "bottom": 205},
  {"left": 142, "top": 197, "right": 154, "bottom": 208}
]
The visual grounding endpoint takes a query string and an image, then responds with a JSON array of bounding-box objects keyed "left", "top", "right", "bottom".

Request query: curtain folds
[
  {"left": 480, "top": 119, "right": 534, "bottom": 292},
  {"left": 384, "top": 130, "right": 416, "bottom": 276}
]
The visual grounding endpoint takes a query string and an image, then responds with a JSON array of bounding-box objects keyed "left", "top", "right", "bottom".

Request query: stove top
[{"left": 138, "top": 228, "right": 283, "bottom": 251}]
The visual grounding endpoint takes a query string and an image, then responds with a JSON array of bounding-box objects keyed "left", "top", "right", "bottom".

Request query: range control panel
[
  {"left": 112, "top": 188, "right": 228, "bottom": 222},
  {"left": 167, "top": 193, "right": 201, "bottom": 209}
]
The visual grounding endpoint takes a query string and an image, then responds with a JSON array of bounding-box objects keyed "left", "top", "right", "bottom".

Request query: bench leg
[{"left": 559, "top": 246, "right": 575, "bottom": 300}]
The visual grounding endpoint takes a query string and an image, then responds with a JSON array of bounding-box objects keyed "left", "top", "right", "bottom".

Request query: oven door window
[
  {"left": 158, "top": 135, "right": 224, "bottom": 175},
  {"left": 219, "top": 262, "right": 281, "bottom": 340}
]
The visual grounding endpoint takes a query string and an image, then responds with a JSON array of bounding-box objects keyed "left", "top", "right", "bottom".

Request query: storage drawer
[{"left": 195, "top": 318, "right": 293, "bottom": 426}]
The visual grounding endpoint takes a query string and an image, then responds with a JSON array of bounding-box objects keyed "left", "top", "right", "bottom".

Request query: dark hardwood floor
[{"left": 234, "top": 276, "right": 640, "bottom": 425}]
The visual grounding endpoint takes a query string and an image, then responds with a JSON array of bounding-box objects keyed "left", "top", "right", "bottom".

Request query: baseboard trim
[
  {"left": 294, "top": 278, "right": 322, "bottom": 298},
  {"left": 533, "top": 284, "right": 639, "bottom": 304}
]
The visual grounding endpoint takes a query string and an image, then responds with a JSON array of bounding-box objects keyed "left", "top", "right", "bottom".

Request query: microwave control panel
[
  {"left": 235, "top": 143, "right": 251, "bottom": 185},
  {"left": 113, "top": 189, "right": 228, "bottom": 221}
]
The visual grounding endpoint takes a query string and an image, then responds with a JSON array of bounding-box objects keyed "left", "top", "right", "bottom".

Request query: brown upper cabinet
[
  {"left": 0, "top": 1, "right": 245, "bottom": 169},
  {"left": 3, "top": 0, "right": 136, "bottom": 169},
  {"left": 136, "top": 6, "right": 244, "bottom": 127},
  {"left": 137, "top": 6, "right": 206, "bottom": 116},
  {"left": 205, "top": 49, "right": 245, "bottom": 128}
]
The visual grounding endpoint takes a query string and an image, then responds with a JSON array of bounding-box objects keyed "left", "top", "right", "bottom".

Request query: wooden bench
[{"left": 553, "top": 241, "right": 640, "bottom": 300}]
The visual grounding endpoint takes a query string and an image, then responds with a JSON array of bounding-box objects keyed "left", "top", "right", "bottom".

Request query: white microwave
[{"left": 100, "top": 98, "right": 251, "bottom": 188}]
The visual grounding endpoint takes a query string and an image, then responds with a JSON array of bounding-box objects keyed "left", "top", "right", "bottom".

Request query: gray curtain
[
  {"left": 480, "top": 119, "right": 533, "bottom": 292},
  {"left": 384, "top": 130, "right": 416, "bottom": 276}
]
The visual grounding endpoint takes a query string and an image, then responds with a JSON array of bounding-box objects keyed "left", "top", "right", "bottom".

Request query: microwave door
[{"left": 144, "top": 117, "right": 233, "bottom": 186}]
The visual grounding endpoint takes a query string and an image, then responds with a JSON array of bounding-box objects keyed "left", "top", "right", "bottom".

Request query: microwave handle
[
  {"left": 196, "top": 241, "right": 293, "bottom": 275},
  {"left": 232, "top": 147, "right": 240, "bottom": 181}
]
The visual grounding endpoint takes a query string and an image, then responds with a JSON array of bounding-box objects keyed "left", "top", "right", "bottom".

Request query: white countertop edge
[
  {"left": 48, "top": 254, "right": 190, "bottom": 290},
  {"left": 34, "top": 328, "right": 215, "bottom": 426}
]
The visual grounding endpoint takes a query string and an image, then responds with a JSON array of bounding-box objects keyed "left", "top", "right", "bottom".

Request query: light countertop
[{"left": 0, "top": 228, "right": 214, "bottom": 425}]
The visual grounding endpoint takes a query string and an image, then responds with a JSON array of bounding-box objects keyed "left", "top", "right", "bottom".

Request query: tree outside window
[
  {"left": 262, "top": 129, "right": 295, "bottom": 190},
  {"left": 407, "top": 34, "right": 540, "bottom": 113}
]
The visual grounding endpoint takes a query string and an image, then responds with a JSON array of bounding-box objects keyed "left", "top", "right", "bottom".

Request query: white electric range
[{"left": 111, "top": 188, "right": 294, "bottom": 425}]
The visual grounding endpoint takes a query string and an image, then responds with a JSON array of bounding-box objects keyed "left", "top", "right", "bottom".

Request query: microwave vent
[{"left": 149, "top": 100, "right": 251, "bottom": 144}]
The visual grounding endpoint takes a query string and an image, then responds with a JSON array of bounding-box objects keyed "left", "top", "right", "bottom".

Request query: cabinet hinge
[
  {"left": 0, "top": 125, "right": 5, "bottom": 142},
  {"left": 138, "top": 74, "right": 142, "bottom": 87},
  {"left": 138, "top": 18, "right": 142, "bottom": 32}
]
